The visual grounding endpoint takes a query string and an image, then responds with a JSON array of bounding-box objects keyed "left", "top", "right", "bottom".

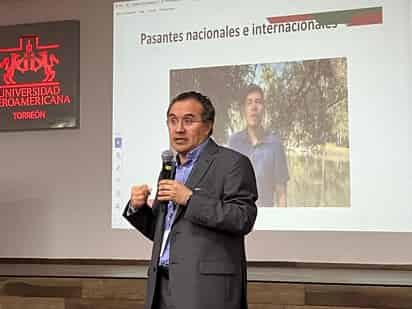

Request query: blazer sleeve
[
  {"left": 184, "top": 155, "right": 258, "bottom": 235},
  {"left": 122, "top": 201, "right": 156, "bottom": 241}
]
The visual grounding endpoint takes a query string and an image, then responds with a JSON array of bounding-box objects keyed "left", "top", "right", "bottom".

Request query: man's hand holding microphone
[
  {"left": 130, "top": 150, "right": 192, "bottom": 210},
  {"left": 130, "top": 181, "right": 192, "bottom": 209}
]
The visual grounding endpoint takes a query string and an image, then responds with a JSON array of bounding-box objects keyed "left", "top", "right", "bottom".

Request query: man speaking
[{"left": 123, "top": 91, "right": 258, "bottom": 309}]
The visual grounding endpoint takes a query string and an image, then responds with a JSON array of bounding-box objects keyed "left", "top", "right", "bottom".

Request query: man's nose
[{"left": 175, "top": 120, "right": 185, "bottom": 132}]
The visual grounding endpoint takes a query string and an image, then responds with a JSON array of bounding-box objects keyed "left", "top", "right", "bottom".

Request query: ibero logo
[{"left": 0, "top": 35, "right": 72, "bottom": 120}]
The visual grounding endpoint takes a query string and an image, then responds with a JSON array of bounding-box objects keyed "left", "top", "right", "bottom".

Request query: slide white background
[{"left": 113, "top": 0, "right": 412, "bottom": 232}]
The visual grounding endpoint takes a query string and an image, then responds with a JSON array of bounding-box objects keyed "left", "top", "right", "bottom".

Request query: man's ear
[{"left": 207, "top": 122, "right": 213, "bottom": 136}]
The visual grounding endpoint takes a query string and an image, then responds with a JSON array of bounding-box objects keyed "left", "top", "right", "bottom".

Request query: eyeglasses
[{"left": 166, "top": 116, "right": 203, "bottom": 128}]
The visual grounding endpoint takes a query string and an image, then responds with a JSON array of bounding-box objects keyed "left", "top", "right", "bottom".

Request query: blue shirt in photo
[{"left": 228, "top": 130, "right": 289, "bottom": 207}]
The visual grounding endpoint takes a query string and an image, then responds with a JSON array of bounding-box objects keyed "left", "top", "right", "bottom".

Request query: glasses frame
[{"left": 166, "top": 116, "right": 204, "bottom": 128}]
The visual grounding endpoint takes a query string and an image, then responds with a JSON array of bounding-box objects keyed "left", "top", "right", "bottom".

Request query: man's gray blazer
[{"left": 123, "top": 139, "right": 258, "bottom": 309}]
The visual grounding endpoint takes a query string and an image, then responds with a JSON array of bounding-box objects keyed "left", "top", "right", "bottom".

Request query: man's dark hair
[
  {"left": 168, "top": 91, "right": 215, "bottom": 136},
  {"left": 242, "top": 84, "right": 264, "bottom": 104}
]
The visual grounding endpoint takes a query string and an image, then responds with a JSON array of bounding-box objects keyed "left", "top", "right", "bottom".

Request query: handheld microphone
[
  {"left": 160, "top": 150, "right": 175, "bottom": 180},
  {"left": 153, "top": 150, "right": 175, "bottom": 214},
  {"left": 153, "top": 150, "right": 175, "bottom": 213}
]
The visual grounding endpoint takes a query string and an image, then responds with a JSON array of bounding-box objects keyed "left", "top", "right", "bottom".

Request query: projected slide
[{"left": 113, "top": 0, "right": 411, "bottom": 231}]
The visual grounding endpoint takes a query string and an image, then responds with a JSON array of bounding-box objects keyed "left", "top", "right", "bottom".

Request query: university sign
[{"left": 0, "top": 20, "right": 80, "bottom": 131}]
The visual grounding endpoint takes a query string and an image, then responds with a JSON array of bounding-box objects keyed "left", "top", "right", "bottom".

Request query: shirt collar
[
  {"left": 176, "top": 137, "right": 210, "bottom": 166},
  {"left": 239, "top": 128, "right": 271, "bottom": 145}
]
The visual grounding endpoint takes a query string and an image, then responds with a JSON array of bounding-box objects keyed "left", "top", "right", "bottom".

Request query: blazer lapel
[
  {"left": 151, "top": 199, "right": 162, "bottom": 216},
  {"left": 172, "top": 139, "right": 219, "bottom": 225},
  {"left": 152, "top": 203, "right": 166, "bottom": 260}
]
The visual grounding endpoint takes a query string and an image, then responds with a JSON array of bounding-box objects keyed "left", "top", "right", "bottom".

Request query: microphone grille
[{"left": 161, "top": 150, "right": 174, "bottom": 162}]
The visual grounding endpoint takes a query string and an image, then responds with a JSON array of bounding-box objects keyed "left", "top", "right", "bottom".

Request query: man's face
[
  {"left": 244, "top": 91, "right": 264, "bottom": 128},
  {"left": 167, "top": 98, "right": 212, "bottom": 155}
]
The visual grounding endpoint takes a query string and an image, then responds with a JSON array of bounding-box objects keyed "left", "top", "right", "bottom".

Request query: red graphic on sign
[
  {"left": 0, "top": 34, "right": 72, "bottom": 113},
  {"left": 0, "top": 35, "right": 60, "bottom": 85}
]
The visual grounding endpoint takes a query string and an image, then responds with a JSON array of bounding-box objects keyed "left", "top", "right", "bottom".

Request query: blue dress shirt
[{"left": 158, "top": 139, "right": 209, "bottom": 266}]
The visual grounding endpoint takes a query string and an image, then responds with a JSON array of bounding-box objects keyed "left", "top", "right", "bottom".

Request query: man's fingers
[
  {"left": 130, "top": 184, "right": 152, "bottom": 208},
  {"left": 132, "top": 185, "right": 151, "bottom": 195},
  {"left": 132, "top": 190, "right": 150, "bottom": 198},
  {"left": 157, "top": 187, "right": 174, "bottom": 199},
  {"left": 157, "top": 190, "right": 174, "bottom": 198},
  {"left": 132, "top": 184, "right": 145, "bottom": 191},
  {"left": 157, "top": 180, "right": 189, "bottom": 204},
  {"left": 134, "top": 185, "right": 150, "bottom": 191},
  {"left": 158, "top": 182, "right": 177, "bottom": 191},
  {"left": 158, "top": 180, "right": 175, "bottom": 186},
  {"left": 157, "top": 195, "right": 173, "bottom": 201},
  {"left": 158, "top": 184, "right": 171, "bottom": 190},
  {"left": 132, "top": 193, "right": 146, "bottom": 200},
  {"left": 158, "top": 185, "right": 174, "bottom": 193}
]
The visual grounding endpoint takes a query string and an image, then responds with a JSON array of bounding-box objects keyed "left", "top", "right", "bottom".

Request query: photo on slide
[{"left": 170, "top": 57, "right": 350, "bottom": 208}]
